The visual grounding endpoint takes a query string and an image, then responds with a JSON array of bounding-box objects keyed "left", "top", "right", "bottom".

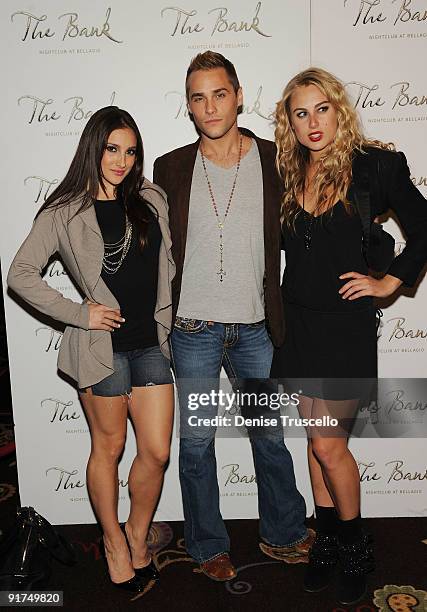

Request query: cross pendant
[{"left": 217, "top": 268, "right": 226, "bottom": 282}]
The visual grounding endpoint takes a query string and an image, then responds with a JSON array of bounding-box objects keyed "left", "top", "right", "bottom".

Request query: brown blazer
[
  {"left": 153, "top": 127, "right": 285, "bottom": 347},
  {"left": 7, "top": 179, "right": 175, "bottom": 388}
]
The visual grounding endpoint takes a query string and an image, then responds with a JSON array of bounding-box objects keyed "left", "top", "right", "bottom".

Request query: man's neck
[
  {"left": 199, "top": 125, "right": 242, "bottom": 162},
  {"left": 200, "top": 126, "right": 252, "bottom": 169}
]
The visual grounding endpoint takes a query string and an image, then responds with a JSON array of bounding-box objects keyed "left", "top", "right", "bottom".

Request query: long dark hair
[{"left": 37, "top": 106, "right": 155, "bottom": 248}]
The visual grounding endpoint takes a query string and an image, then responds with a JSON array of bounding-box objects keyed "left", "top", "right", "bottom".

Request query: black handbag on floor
[
  {"left": 352, "top": 152, "right": 396, "bottom": 273},
  {"left": 0, "top": 506, "right": 76, "bottom": 589}
]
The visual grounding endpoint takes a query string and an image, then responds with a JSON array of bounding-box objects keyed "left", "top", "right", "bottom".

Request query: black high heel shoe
[
  {"left": 122, "top": 524, "right": 159, "bottom": 583},
  {"left": 98, "top": 538, "right": 146, "bottom": 593},
  {"left": 133, "top": 559, "right": 159, "bottom": 581}
]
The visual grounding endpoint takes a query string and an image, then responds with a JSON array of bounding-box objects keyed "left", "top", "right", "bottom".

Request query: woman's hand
[
  {"left": 87, "top": 300, "right": 124, "bottom": 331},
  {"left": 339, "top": 272, "right": 403, "bottom": 300}
]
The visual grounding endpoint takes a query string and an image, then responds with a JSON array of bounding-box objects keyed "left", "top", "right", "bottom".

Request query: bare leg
[
  {"left": 309, "top": 398, "right": 360, "bottom": 520},
  {"left": 307, "top": 442, "right": 335, "bottom": 507},
  {"left": 80, "top": 389, "right": 133, "bottom": 583},
  {"left": 125, "top": 384, "right": 174, "bottom": 568},
  {"left": 297, "top": 395, "right": 336, "bottom": 508},
  {"left": 298, "top": 395, "right": 360, "bottom": 518}
]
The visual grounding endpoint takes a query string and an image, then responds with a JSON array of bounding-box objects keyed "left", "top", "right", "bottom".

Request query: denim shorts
[{"left": 81, "top": 345, "right": 173, "bottom": 397}]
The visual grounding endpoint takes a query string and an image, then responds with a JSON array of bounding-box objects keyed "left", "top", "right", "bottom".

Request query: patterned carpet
[{"left": 1, "top": 459, "right": 426, "bottom": 610}]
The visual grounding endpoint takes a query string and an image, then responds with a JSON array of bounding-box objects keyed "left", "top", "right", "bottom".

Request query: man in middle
[{"left": 153, "top": 51, "right": 312, "bottom": 581}]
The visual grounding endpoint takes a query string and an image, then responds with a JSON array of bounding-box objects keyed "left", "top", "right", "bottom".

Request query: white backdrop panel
[
  {"left": 1, "top": 0, "right": 425, "bottom": 523},
  {"left": 1, "top": 0, "right": 313, "bottom": 524}
]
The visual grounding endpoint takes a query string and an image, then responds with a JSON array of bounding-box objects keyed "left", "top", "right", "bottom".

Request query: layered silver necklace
[
  {"left": 102, "top": 213, "right": 133, "bottom": 275},
  {"left": 200, "top": 134, "right": 243, "bottom": 282}
]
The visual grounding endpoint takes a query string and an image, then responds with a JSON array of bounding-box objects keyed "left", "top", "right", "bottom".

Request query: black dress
[
  {"left": 272, "top": 146, "right": 427, "bottom": 402},
  {"left": 271, "top": 201, "right": 377, "bottom": 399}
]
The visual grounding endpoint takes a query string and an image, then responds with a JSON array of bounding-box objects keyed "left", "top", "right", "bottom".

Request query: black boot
[
  {"left": 304, "top": 533, "right": 338, "bottom": 592},
  {"left": 337, "top": 529, "right": 374, "bottom": 605},
  {"left": 304, "top": 506, "right": 338, "bottom": 593}
]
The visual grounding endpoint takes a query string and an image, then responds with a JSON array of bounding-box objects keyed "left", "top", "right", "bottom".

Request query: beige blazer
[{"left": 7, "top": 179, "right": 175, "bottom": 388}]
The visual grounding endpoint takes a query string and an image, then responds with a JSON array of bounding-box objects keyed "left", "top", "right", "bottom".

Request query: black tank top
[{"left": 94, "top": 198, "right": 161, "bottom": 351}]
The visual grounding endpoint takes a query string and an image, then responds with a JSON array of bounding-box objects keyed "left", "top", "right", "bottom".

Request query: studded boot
[
  {"left": 337, "top": 522, "right": 374, "bottom": 605},
  {"left": 303, "top": 506, "right": 339, "bottom": 592}
]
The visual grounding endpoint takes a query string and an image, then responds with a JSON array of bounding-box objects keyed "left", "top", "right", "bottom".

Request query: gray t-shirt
[{"left": 177, "top": 139, "right": 265, "bottom": 323}]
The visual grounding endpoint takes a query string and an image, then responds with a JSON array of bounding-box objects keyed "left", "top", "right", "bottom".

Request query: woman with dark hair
[
  {"left": 273, "top": 68, "right": 427, "bottom": 605},
  {"left": 8, "top": 106, "right": 175, "bottom": 592}
]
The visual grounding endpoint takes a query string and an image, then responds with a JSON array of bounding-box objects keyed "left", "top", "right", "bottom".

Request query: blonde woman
[{"left": 272, "top": 68, "right": 427, "bottom": 605}]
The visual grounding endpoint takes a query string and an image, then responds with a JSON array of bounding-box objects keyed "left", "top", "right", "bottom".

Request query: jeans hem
[
  {"left": 195, "top": 550, "right": 230, "bottom": 564},
  {"left": 260, "top": 528, "right": 309, "bottom": 548}
]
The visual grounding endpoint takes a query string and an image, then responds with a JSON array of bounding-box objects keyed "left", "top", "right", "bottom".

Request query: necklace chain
[
  {"left": 102, "top": 214, "right": 133, "bottom": 274},
  {"left": 200, "top": 134, "right": 243, "bottom": 282},
  {"left": 302, "top": 185, "right": 315, "bottom": 251}
]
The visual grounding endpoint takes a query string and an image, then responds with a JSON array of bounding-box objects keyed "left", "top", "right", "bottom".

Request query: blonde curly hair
[{"left": 275, "top": 67, "right": 392, "bottom": 227}]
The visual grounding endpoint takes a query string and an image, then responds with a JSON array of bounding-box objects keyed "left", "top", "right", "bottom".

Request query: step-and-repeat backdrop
[{"left": 1, "top": 0, "right": 425, "bottom": 524}]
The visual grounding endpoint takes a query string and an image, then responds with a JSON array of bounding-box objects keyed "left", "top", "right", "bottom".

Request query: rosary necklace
[{"left": 200, "top": 134, "right": 243, "bottom": 282}]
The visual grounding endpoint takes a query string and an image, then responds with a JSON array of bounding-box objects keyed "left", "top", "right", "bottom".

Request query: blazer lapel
[
  {"left": 174, "top": 139, "right": 199, "bottom": 270},
  {"left": 67, "top": 200, "right": 104, "bottom": 293},
  {"left": 258, "top": 137, "right": 277, "bottom": 251},
  {"left": 78, "top": 202, "right": 103, "bottom": 238},
  {"left": 142, "top": 181, "right": 174, "bottom": 267},
  {"left": 241, "top": 128, "right": 279, "bottom": 273}
]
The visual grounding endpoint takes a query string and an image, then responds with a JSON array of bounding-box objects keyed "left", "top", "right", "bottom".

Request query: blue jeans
[{"left": 170, "top": 318, "right": 307, "bottom": 563}]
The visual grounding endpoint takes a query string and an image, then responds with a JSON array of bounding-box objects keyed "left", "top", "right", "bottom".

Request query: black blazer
[
  {"left": 351, "top": 147, "right": 427, "bottom": 287},
  {"left": 153, "top": 127, "right": 285, "bottom": 347}
]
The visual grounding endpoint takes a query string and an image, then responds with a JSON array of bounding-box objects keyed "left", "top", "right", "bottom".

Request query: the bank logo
[
  {"left": 35, "top": 326, "right": 63, "bottom": 352},
  {"left": 46, "top": 466, "right": 128, "bottom": 492},
  {"left": 221, "top": 463, "right": 257, "bottom": 486},
  {"left": 165, "top": 85, "right": 273, "bottom": 121},
  {"left": 41, "top": 398, "right": 82, "bottom": 425},
  {"left": 378, "top": 316, "right": 427, "bottom": 343},
  {"left": 11, "top": 7, "right": 123, "bottom": 44},
  {"left": 344, "top": 0, "right": 427, "bottom": 28},
  {"left": 17, "top": 92, "right": 117, "bottom": 127},
  {"left": 25, "top": 175, "right": 59, "bottom": 203},
  {"left": 346, "top": 80, "right": 427, "bottom": 112},
  {"left": 359, "top": 458, "right": 427, "bottom": 486},
  {"left": 411, "top": 174, "right": 427, "bottom": 189},
  {"left": 161, "top": 2, "right": 271, "bottom": 38}
]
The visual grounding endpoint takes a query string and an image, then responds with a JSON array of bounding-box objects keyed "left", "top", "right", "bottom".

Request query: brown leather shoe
[
  {"left": 259, "top": 528, "right": 316, "bottom": 564},
  {"left": 200, "top": 553, "right": 237, "bottom": 581}
]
